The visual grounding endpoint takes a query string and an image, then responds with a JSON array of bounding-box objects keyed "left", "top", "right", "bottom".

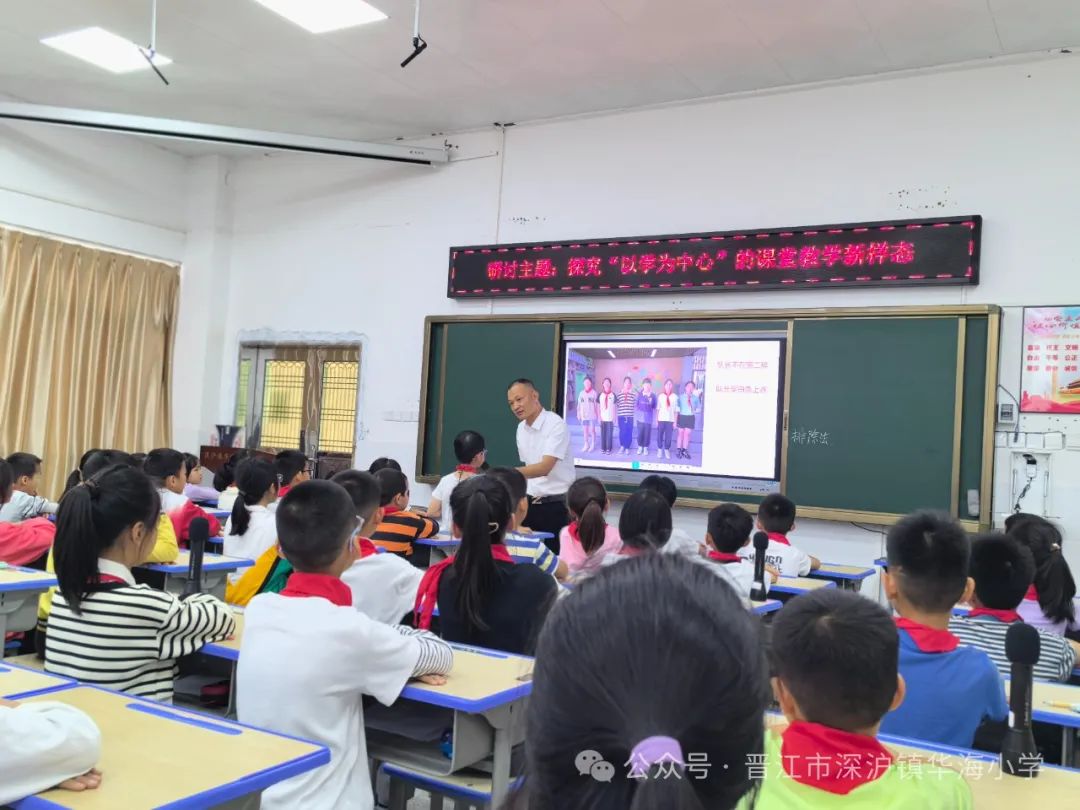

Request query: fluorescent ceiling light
[
  {"left": 650, "top": 349, "right": 657, "bottom": 358},
  {"left": 41, "top": 27, "right": 171, "bottom": 74},
  {"left": 607, "top": 350, "right": 616, "bottom": 359},
  {"left": 253, "top": 0, "right": 387, "bottom": 33}
]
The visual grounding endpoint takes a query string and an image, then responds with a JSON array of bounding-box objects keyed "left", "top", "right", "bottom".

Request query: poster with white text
[{"left": 1020, "top": 306, "right": 1080, "bottom": 413}]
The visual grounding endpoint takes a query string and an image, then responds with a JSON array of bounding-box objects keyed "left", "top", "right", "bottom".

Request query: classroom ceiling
[{"left": 0, "top": 0, "right": 1078, "bottom": 148}]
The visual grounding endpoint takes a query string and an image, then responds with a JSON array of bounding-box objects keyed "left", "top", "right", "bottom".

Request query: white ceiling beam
[{"left": 0, "top": 102, "right": 449, "bottom": 164}]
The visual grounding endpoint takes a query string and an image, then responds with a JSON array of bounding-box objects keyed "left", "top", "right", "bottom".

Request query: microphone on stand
[
  {"left": 1001, "top": 621, "right": 1041, "bottom": 778},
  {"left": 750, "top": 531, "right": 770, "bottom": 602},
  {"left": 181, "top": 517, "right": 209, "bottom": 600}
]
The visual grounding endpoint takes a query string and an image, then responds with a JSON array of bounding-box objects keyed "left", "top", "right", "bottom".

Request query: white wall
[{"left": 213, "top": 55, "right": 1080, "bottom": 585}]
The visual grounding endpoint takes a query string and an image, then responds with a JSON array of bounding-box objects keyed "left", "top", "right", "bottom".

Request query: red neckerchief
[
  {"left": 895, "top": 616, "right": 959, "bottom": 653},
  {"left": 96, "top": 573, "right": 129, "bottom": 586},
  {"left": 281, "top": 572, "right": 353, "bottom": 607},
  {"left": 619, "top": 545, "right": 646, "bottom": 556},
  {"left": 382, "top": 504, "right": 402, "bottom": 515},
  {"left": 601, "top": 392, "right": 615, "bottom": 408},
  {"left": 708, "top": 551, "right": 743, "bottom": 563},
  {"left": 357, "top": 538, "right": 379, "bottom": 558},
  {"left": 968, "top": 607, "right": 1023, "bottom": 623},
  {"left": 767, "top": 532, "right": 791, "bottom": 546},
  {"left": 1024, "top": 585, "right": 1038, "bottom": 601},
  {"left": 455, "top": 465, "right": 476, "bottom": 474},
  {"left": 780, "top": 721, "right": 895, "bottom": 795},
  {"left": 567, "top": 521, "right": 580, "bottom": 543},
  {"left": 277, "top": 485, "right": 292, "bottom": 499},
  {"left": 414, "top": 544, "right": 514, "bottom": 630}
]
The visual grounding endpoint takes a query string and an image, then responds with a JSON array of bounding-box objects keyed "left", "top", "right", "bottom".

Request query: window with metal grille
[
  {"left": 234, "top": 358, "right": 252, "bottom": 427},
  {"left": 319, "top": 361, "right": 359, "bottom": 453},
  {"left": 259, "top": 360, "right": 306, "bottom": 449}
]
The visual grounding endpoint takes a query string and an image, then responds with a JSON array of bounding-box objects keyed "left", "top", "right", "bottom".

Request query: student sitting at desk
[
  {"left": 558, "top": 476, "right": 622, "bottom": 574},
  {"left": 756, "top": 589, "right": 972, "bottom": 809},
  {"left": 334, "top": 469, "right": 424, "bottom": 624},
  {"left": 427, "top": 429, "right": 485, "bottom": 531},
  {"left": 878, "top": 512, "right": 1007, "bottom": 748},
  {"left": 637, "top": 475, "right": 703, "bottom": 559},
  {"left": 415, "top": 475, "right": 557, "bottom": 654},
  {"left": 738, "top": 494, "right": 820, "bottom": 577},
  {"left": 0, "top": 458, "right": 54, "bottom": 566},
  {"left": 144, "top": 448, "right": 222, "bottom": 544},
  {"left": 1007, "top": 515, "right": 1080, "bottom": 637},
  {"left": 949, "top": 534, "right": 1077, "bottom": 681},
  {"left": 182, "top": 452, "right": 220, "bottom": 503},
  {"left": 223, "top": 458, "right": 280, "bottom": 582},
  {"left": 486, "top": 466, "right": 569, "bottom": 581},
  {"left": 238, "top": 480, "right": 452, "bottom": 810},
  {"left": 518, "top": 553, "right": 770, "bottom": 809},
  {"left": 370, "top": 468, "right": 439, "bottom": 563},
  {"left": 368, "top": 456, "right": 401, "bottom": 474},
  {"left": 46, "top": 464, "right": 235, "bottom": 702},
  {"left": 705, "top": 503, "right": 778, "bottom": 598},
  {"left": 0, "top": 452, "right": 59, "bottom": 523},
  {"left": 213, "top": 449, "right": 252, "bottom": 513},
  {"left": 0, "top": 696, "right": 102, "bottom": 804},
  {"left": 274, "top": 450, "right": 310, "bottom": 500}
]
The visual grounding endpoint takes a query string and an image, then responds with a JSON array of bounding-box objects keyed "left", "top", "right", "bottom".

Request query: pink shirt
[{"left": 558, "top": 523, "right": 623, "bottom": 573}]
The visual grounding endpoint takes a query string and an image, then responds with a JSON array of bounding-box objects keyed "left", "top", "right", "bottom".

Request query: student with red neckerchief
[
  {"left": 1006, "top": 514, "right": 1080, "bottom": 637},
  {"left": 415, "top": 475, "right": 556, "bottom": 654},
  {"left": 878, "top": 512, "right": 1007, "bottom": 748},
  {"left": 704, "top": 503, "right": 778, "bottom": 599},
  {"left": 427, "top": 429, "right": 486, "bottom": 531},
  {"left": 756, "top": 589, "right": 972, "bottom": 809},
  {"left": 737, "top": 493, "right": 820, "bottom": 577},
  {"left": 558, "top": 476, "right": 622, "bottom": 574}
]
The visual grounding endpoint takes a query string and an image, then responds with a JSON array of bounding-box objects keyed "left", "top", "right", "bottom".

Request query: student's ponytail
[
  {"left": 449, "top": 475, "right": 512, "bottom": 634},
  {"left": 619, "top": 489, "right": 673, "bottom": 551},
  {"left": 1010, "top": 518, "right": 1077, "bottom": 624},
  {"left": 54, "top": 465, "right": 160, "bottom": 614},
  {"left": 230, "top": 458, "right": 277, "bottom": 536},
  {"left": 568, "top": 476, "right": 609, "bottom": 555}
]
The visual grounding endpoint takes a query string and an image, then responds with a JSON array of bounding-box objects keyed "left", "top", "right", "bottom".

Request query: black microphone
[
  {"left": 1001, "top": 622, "right": 1041, "bottom": 778},
  {"left": 181, "top": 517, "right": 209, "bottom": 600},
  {"left": 750, "top": 531, "right": 769, "bottom": 602}
]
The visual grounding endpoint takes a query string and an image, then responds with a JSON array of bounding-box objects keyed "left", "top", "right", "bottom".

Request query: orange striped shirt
[{"left": 371, "top": 509, "right": 439, "bottom": 556}]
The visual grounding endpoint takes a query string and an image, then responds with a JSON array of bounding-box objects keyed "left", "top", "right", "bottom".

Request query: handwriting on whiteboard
[{"left": 790, "top": 428, "right": 830, "bottom": 446}]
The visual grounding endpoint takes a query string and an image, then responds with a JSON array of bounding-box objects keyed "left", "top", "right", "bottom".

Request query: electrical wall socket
[{"left": 1026, "top": 433, "right": 1046, "bottom": 450}]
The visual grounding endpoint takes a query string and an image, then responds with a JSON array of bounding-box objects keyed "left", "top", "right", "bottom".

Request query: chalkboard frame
[{"left": 417, "top": 305, "right": 999, "bottom": 530}]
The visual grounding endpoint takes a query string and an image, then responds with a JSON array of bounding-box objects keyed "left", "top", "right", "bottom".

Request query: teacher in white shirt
[{"left": 508, "top": 378, "right": 576, "bottom": 554}]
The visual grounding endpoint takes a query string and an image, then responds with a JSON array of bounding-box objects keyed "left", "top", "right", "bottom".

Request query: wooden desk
[
  {"left": 0, "top": 663, "right": 74, "bottom": 699},
  {"left": 1016, "top": 679, "right": 1080, "bottom": 766},
  {"left": 0, "top": 566, "right": 58, "bottom": 640},
  {"left": 752, "top": 599, "right": 783, "bottom": 616},
  {"left": 808, "top": 562, "right": 876, "bottom": 591},
  {"left": 203, "top": 614, "right": 244, "bottom": 663},
  {"left": 770, "top": 576, "right": 837, "bottom": 599},
  {"left": 420, "top": 533, "right": 554, "bottom": 566},
  {"left": 16, "top": 686, "right": 329, "bottom": 810},
  {"left": 135, "top": 551, "right": 253, "bottom": 601}
]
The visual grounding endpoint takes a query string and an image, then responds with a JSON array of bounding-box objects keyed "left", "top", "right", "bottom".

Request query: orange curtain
[{"left": 0, "top": 227, "right": 180, "bottom": 498}]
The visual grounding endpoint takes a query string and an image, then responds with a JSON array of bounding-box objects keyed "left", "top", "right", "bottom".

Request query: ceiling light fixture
[
  {"left": 650, "top": 349, "right": 657, "bottom": 358},
  {"left": 253, "top": 0, "right": 387, "bottom": 34},
  {"left": 607, "top": 350, "right": 616, "bottom": 359},
  {"left": 41, "top": 27, "right": 171, "bottom": 74},
  {"left": 400, "top": 0, "right": 427, "bottom": 68}
]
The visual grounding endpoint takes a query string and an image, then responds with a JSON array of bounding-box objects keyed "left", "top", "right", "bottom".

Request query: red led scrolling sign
[{"left": 447, "top": 215, "right": 981, "bottom": 298}]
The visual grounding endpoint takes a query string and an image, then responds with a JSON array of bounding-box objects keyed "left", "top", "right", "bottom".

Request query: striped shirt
[
  {"left": 504, "top": 534, "right": 560, "bottom": 576},
  {"left": 371, "top": 508, "right": 439, "bottom": 556},
  {"left": 948, "top": 615, "right": 1077, "bottom": 682},
  {"left": 46, "top": 559, "right": 235, "bottom": 702},
  {"left": 616, "top": 391, "right": 636, "bottom": 417}
]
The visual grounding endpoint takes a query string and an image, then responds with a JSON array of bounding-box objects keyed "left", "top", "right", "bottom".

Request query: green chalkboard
[{"left": 785, "top": 318, "right": 960, "bottom": 515}]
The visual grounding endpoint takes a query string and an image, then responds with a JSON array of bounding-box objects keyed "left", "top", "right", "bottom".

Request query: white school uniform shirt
[
  {"left": 598, "top": 391, "right": 617, "bottom": 422},
  {"left": 656, "top": 391, "right": 679, "bottom": 422},
  {"left": 737, "top": 533, "right": 812, "bottom": 577},
  {"left": 217, "top": 486, "right": 239, "bottom": 513},
  {"left": 0, "top": 702, "right": 102, "bottom": 805},
  {"left": 702, "top": 557, "right": 766, "bottom": 599},
  {"left": 223, "top": 505, "right": 278, "bottom": 583},
  {"left": 430, "top": 472, "right": 467, "bottom": 530},
  {"left": 237, "top": 593, "right": 427, "bottom": 810},
  {"left": 342, "top": 552, "right": 425, "bottom": 625},
  {"left": 516, "top": 409, "right": 576, "bottom": 498},
  {"left": 158, "top": 488, "right": 189, "bottom": 513},
  {"left": 577, "top": 388, "right": 599, "bottom": 421}
]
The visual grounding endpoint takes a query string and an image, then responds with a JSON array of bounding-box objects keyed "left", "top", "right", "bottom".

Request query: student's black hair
[
  {"left": 368, "top": 457, "right": 402, "bottom": 474},
  {"left": 707, "top": 503, "right": 754, "bottom": 554},
  {"left": 275, "top": 480, "right": 358, "bottom": 572},
  {"left": 81, "top": 450, "right": 137, "bottom": 480},
  {"left": 602, "top": 377, "right": 612, "bottom": 386},
  {"left": 771, "top": 589, "right": 899, "bottom": 733},
  {"left": 230, "top": 458, "right": 278, "bottom": 536},
  {"left": 374, "top": 468, "right": 409, "bottom": 507},
  {"left": 142, "top": 448, "right": 185, "bottom": 486},
  {"left": 567, "top": 477, "right": 608, "bottom": 555},
  {"left": 275, "top": 450, "right": 308, "bottom": 487},
  {"left": 583, "top": 376, "right": 593, "bottom": 384},
  {"left": 1004, "top": 512, "right": 1043, "bottom": 534},
  {"left": 520, "top": 554, "right": 770, "bottom": 810},
  {"left": 448, "top": 475, "right": 514, "bottom": 632},
  {"left": 331, "top": 469, "right": 383, "bottom": 524},
  {"left": 182, "top": 453, "right": 199, "bottom": 476},
  {"left": 885, "top": 511, "right": 971, "bottom": 613},
  {"left": 63, "top": 449, "right": 101, "bottom": 495},
  {"left": 619, "top": 490, "right": 672, "bottom": 551},
  {"left": 485, "top": 466, "right": 527, "bottom": 506},
  {"left": 453, "top": 430, "right": 486, "bottom": 465},
  {"left": 508, "top": 377, "right": 536, "bottom": 391},
  {"left": 54, "top": 465, "right": 161, "bottom": 614},
  {"left": 1007, "top": 519, "right": 1076, "bottom": 623},
  {"left": 212, "top": 450, "right": 251, "bottom": 492},
  {"left": 641, "top": 377, "right": 653, "bottom": 386},
  {"left": 969, "top": 533, "right": 1036, "bottom": 611},
  {"left": 622, "top": 376, "right": 632, "bottom": 385},
  {"left": 130, "top": 452, "right": 148, "bottom": 467},
  {"left": 0, "top": 459, "right": 12, "bottom": 504},
  {"left": 638, "top": 474, "right": 677, "bottom": 507},
  {"left": 757, "top": 493, "right": 796, "bottom": 535},
  {"left": 6, "top": 452, "right": 42, "bottom": 481}
]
